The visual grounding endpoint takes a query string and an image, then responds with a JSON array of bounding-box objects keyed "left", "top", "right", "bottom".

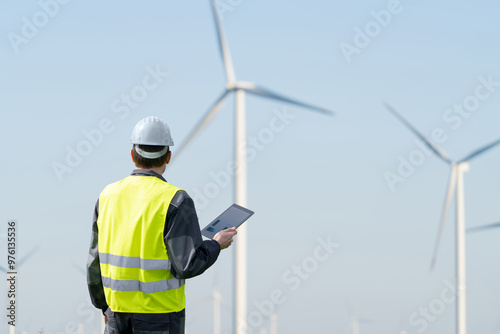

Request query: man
[{"left": 87, "top": 116, "right": 237, "bottom": 334}]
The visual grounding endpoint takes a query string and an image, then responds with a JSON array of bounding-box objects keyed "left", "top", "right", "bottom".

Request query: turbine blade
[
  {"left": 210, "top": 0, "right": 236, "bottom": 83},
  {"left": 17, "top": 244, "right": 41, "bottom": 268},
  {"left": 175, "top": 90, "right": 230, "bottom": 158},
  {"left": 72, "top": 262, "right": 86, "bottom": 276},
  {"left": 430, "top": 166, "right": 457, "bottom": 271},
  {"left": 467, "top": 222, "right": 500, "bottom": 233},
  {"left": 242, "top": 85, "right": 334, "bottom": 115},
  {"left": 459, "top": 138, "right": 500, "bottom": 163},
  {"left": 384, "top": 103, "right": 451, "bottom": 163}
]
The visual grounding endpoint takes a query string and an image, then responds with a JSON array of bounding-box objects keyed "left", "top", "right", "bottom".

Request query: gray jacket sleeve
[
  {"left": 86, "top": 199, "right": 108, "bottom": 314},
  {"left": 164, "top": 191, "right": 221, "bottom": 279}
]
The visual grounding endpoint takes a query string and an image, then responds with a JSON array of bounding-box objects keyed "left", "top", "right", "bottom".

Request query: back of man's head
[{"left": 132, "top": 144, "right": 170, "bottom": 168}]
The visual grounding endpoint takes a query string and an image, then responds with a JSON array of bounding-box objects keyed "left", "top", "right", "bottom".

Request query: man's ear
[
  {"left": 166, "top": 150, "right": 172, "bottom": 164},
  {"left": 130, "top": 149, "right": 135, "bottom": 163}
]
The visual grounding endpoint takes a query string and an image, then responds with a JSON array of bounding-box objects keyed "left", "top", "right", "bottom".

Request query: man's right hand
[{"left": 213, "top": 227, "right": 237, "bottom": 250}]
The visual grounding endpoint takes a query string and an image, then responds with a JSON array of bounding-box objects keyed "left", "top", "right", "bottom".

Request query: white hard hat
[{"left": 130, "top": 116, "right": 174, "bottom": 146}]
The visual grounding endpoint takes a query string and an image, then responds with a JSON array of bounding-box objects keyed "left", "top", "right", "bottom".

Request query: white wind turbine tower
[
  {"left": 258, "top": 313, "right": 277, "bottom": 334},
  {"left": 270, "top": 313, "right": 278, "bottom": 334},
  {"left": 346, "top": 315, "right": 373, "bottom": 334},
  {"left": 189, "top": 274, "right": 229, "bottom": 334},
  {"left": 397, "top": 314, "right": 408, "bottom": 334},
  {"left": 212, "top": 286, "right": 222, "bottom": 334},
  {"left": 202, "top": 283, "right": 227, "bottom": 334},
  {"left": 385, "top": 103, "right": 500, "bottom": 334},
  {"left": 176, "top": 1, "right": 333, "bottom": 333}
]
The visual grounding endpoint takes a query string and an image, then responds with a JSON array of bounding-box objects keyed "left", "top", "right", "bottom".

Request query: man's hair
[{"left": 132, "top": 144, "right": 170, "bottom": 169}]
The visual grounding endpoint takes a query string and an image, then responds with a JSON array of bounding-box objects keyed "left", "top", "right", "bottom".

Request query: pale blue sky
[{"left": 1, "top": 0, "right": 500, "bottom": 333}]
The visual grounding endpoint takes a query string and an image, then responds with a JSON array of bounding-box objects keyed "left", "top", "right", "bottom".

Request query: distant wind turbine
[
  {"left": 397, "top": 313, "right": 409, "bottom": 334},
  {"left": 270, "top": 313, "right": 278, "bottom": 334},
  {"left": 176, "top": 1, "right": 333, "bottom": 333},
  {"left": 344, "top": 299, "right": 373, "bottom": 334},
  {"left": 385, "top": 102, "right": 500, "bottom": 334},
  {"left": 189, "top": 272, "right": 230, "bottom": 334}
]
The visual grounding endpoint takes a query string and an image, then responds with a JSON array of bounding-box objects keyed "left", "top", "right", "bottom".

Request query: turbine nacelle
[
  {"left": 457, "top": 161, "right": 470, "bottom": 173},
  {"left": 226, "top": 81, "right": 255, "bottom": 91}
]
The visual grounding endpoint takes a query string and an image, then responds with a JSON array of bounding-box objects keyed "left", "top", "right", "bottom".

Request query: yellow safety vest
[{"left": 97, "top": 175, "right": 186, "bottom": 313}]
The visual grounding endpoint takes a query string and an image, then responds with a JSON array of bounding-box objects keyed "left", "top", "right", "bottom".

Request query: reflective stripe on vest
[
  {"left": 97, "top": 175, "right": 185, "bottom": 313},
  {"left": 102, "top": 276, "right": 185, "bottom": 293},
  {"left": 99, "top": 252, "right": 172, "bottom": 271}
]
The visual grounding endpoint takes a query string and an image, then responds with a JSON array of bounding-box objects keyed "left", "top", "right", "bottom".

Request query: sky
[{"left": 1, "top": 0, "right": 500, "bottom": 333}]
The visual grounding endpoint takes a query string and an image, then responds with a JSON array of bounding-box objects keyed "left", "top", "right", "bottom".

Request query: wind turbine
[
  {"left": 176, "top": 1, "right": 333, "bottom": 333},
  {"left": 385, "top": 103, "right": 500, "bottom": 334},
  {"left": 343, "top": 299, "right": 373, "bottom": 334},
  {"left": 189, "top": 273, "right": 230, "bottom": 334}
]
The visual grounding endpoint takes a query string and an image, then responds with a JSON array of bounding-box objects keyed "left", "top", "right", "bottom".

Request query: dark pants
[{"left": 104, "top": 308, "right": 185, "bottom": 334}]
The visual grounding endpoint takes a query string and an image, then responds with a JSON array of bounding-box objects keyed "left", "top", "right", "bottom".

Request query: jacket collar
[{"left": 131, "top": 169, "right": 167, "bottom": 182}]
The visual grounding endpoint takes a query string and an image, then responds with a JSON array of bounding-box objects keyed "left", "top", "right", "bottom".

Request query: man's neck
[{"left": 135, "top": 166, "right": 165, "bottom": 175}]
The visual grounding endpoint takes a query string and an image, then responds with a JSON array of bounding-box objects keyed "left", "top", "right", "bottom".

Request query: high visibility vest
[{"left": 97, "top": 175, "right": 186, "bottom": 313}]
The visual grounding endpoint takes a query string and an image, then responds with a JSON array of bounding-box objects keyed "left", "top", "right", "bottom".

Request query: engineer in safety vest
[{"left": 86, "top": 116, "right": 237, "bottom": 334}]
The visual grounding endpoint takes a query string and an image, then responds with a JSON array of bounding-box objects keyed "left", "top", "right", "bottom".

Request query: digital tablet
[{"left": 201, "top": 204, "right": 254, "bottom": 239}]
